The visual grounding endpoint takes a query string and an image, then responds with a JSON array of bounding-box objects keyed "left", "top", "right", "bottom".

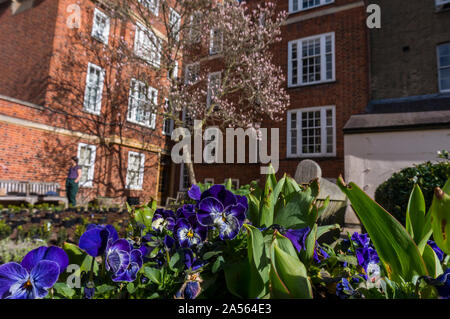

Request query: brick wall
[
  {"left": 0, "top": 98, "right": 160, "bottom": 204},
  {"left": 0, "top": 0, "right": 59, "bottom": 105},
  {"left": 369, "top": 0, "right": 450, "bottom": 99}
]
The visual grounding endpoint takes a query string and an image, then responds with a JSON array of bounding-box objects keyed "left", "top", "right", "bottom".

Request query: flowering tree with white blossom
[{"left": 48, "top": 0, "right": 289, "bottom": 187}]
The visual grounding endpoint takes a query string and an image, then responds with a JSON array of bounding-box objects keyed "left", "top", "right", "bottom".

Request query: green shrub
[
  {"left": 375, "top": 161, "right": 450, "bottom": 224},
  {"left": 0, "top": 220, "right": 12, "bottom": 240},
  {"left": 0, "top": 238, "right": 46, "bottom": 263}
]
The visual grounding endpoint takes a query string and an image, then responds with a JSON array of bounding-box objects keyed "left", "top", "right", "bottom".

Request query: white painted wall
[{"left": 344, "top": 129, "right": 450, "bottom": 199}]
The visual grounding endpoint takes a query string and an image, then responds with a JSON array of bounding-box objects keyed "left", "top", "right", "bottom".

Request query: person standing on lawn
[{"left": 66, "top": 156, "right": 82, "bottom": 207}]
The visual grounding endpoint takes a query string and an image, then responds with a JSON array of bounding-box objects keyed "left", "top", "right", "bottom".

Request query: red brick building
[
  {"left": 0, "top": 0, "right": 177, "bottom": 205},
  {"left": 0, "top": 0, "right": 370, "bottom": 206},
  {"left": 194, "top": 0, "right": 370, "bottom": 188}
]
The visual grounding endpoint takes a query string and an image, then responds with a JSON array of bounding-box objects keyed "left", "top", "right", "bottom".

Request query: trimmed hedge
[{"left": 374, "top": 161, "right": 450, "bottom": 225}]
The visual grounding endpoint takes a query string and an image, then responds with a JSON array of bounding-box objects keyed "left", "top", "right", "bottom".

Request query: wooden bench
[{"left": 0, "top": 180, "right": 68, "bottom": 207}]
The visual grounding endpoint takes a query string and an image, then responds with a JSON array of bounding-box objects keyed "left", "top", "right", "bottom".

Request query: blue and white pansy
[
  {"left": 105, "top": 239, "right": 143, "bottom": 282},
  {"left": 151, "top": 209, "right": 176, "bottom": 232},
  {"left": 196, "top": 185, "right": 247, "bottom": 240},
  {"left": 174, "top": 217, "right": 207, "bottom": 248}
]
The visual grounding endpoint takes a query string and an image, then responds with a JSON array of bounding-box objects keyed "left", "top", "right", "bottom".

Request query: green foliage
[
  {"left": 338, "top": 177, "right": 429, "bottom": 282},
  {"left": 375, "top": 161, "right": 450, "bottom": 224},
  {"left": 430, "top": 179, "right": 450, "bottom": 255},
  {"left": 0, "top": 238, "right": 46, "bottom": 264},
  {"left": 0, "top": 219, "right": 12, "bottom": 240}
]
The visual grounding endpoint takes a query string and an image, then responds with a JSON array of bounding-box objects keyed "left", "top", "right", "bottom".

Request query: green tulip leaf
[{"left": 337, "top": 176, "right": 428, "bottom": 282}]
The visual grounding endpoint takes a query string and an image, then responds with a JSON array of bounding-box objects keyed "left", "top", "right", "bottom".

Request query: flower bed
[{"left": 0, "top": 174, "right": 448, "bottom": 299}]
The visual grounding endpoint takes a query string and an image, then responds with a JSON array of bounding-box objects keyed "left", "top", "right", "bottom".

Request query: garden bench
[{"left": 0, "top": 180, "right": 68, "bottom": 207}]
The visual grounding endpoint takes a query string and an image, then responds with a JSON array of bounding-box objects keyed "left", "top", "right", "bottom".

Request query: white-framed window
[
  {"left": 289, "top": 0, "right": 334, "bottom": 13},
  {"left": 438, "top": 43, "right": 450, "bottom": 93},
  {"left": 162, "top": 99, "right": 174, "bottom": 136},
  {"left": 204, "top": 178, "right": 214, "bottom": 185},
  {"left": 288, "top": 32, "right": 335, "bottom": 87},
  {"left": 127, "top": 79, "right": 157, "bottom": 129},
  {"left": 185, "top": 63, "right": 200, "bottom": 85},
  {"left": 189, "top": 12, "right": 202, "bottom": 43},
  {"left": 180, "top": 163, "right": 190, "bottom": 191},
  {"left": 91, "top": 8, "right": 110, "bottom": 44},
  {"left": 83, "top": 63, "right": 105, "bottom": 115},
  {"left": 77, "top": 143, "right": 96, "bottom": 188},
  {"left": 168, "top": 60, "right": 179, "bottom": 80},
  {"left": 207, "top": 72, "right": 221, "bottom": 109},
  {"left": 169, "top": 8, "right": 181, "bottom": 41},
  {"left": 138, "top": 0, "right": 159, "bottom": 16},
  {"left": 134, "top": 23, "right": 161, "bottom": 67},
  {"left": 210, "top": 28, "right": 223, "bottom": 55},
  {"left": 126, "top": 151, "right": 145, "bottom": 190},
  {"left": 287, "top": 106, "right": 336, "bottom": 157}
]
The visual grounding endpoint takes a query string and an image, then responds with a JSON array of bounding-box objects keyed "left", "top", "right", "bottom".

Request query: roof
[
  {"left": 344, "top": 93, "right": 450, "bottom": 133},
  {"left": 344, "top": 110, "right": 450, "bottom": 134}
]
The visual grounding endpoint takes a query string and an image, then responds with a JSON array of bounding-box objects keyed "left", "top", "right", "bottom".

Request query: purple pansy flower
[
  {"left": 336, "top": 277, "right": 360, "bottom": 299},
  {"left": 428, "top": 240, "right": 445, "bottom": 262},
  {"left": 174, "top": 217, "right": 208, "bottom": 248},
  {"left": 188, "top": 185, "right": 202, "bottom": 201},
  {"left": 105, "top": 239, "right": 143, "bottom": 282},
  {"left": 152, "top": 209, "right": 176, "bottom": 232},
  {"left": 0, "top": 246, "right": 68, "bottom": 299},
  {"left": 79, "top": 224, "right": 119, "bottom": 257},
  {"left": 351, "top": 232, "right": 370, "bottom": 247},
  {"left": 197, "top": 185, "right": 247, "bottom": 240},
  {"left": 283, "top": 228, "right": 310, "bottom": 253},
  {"left": 436, "top": 268, "right": 450, "bottom": 299},
  {"left": 349, "top": 232, "right": 380, "bottom": 272},
  {"left": 177, "top": 204, "right": 196, "bottom": 219},
  {"left": 279, "top": 227, "right": 327, "bottom": 263},
  {"left": 183, "top": 249, "right": 208, "bottom": 271}
]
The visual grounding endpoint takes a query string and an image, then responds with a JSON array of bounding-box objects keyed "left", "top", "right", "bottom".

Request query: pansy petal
[
  {"left": 106, "top": 249, "right": 130, "bottom": 274},
  {"left": 236, "top": 195, "right": 249, "bottom": 210},
  {"left": 20, "top": 246, "right": 47, "bottom": 273},
  {"left": 218, "top": 215, "right": 241, "bottom": 240},
  {"left": 188, "top": 185, "right": 202, "bottom": 201},
  {"left": 130, "top": 250, "right": 143, "bottom": 269},
  {"left": 194, "top": 224, "right": 208, "bottom": 242},
  {"left": 0, "top": 262, "right": 29, "bottom": 299},
  {"left": 164, "top": 235, "right": 176, "bottom": 250},
  {"left": 199, "top": 196, "right": 224, "bottom": 212},
  {"left": 180, "top": 204, "right": 196, "bottom": 219},
  {"left": 109, "top": 239, "right": 132, "bottom": 253},
  {"left": 79, "top": 228, "right": 109, "bottom": 257},
  {"left": 85, "top": 224, "right": 101, "bottom": 232},
  {"left": 30, "top": 260, "right": 60, "bottom": 291},
  {"left": 163, "top": 209, "right": 176, "bottom": 219},
  {"left": 105, "top": 225, "right": 119, "bottom": 242},
  {"left": 112, "top": 263, "right": 140, "bottom": 282},
  {"left": 42, "top": 246, "right": 69, "bottom": 273},
  {"left": 226, "top": 203, "right": 247, "bottom": 225}
]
